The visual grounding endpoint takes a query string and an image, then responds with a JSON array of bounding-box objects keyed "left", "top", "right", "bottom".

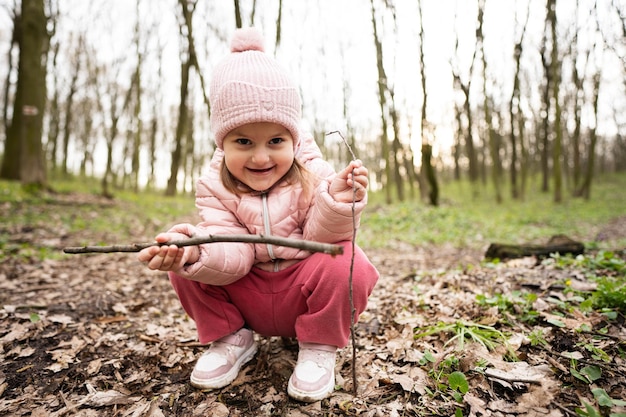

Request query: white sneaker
[
  {"left": 190, "top": 328, "right": 257, "bottom": 390},
  {"left": 287, "top": 343, "right": 337, "bottom": 402}
]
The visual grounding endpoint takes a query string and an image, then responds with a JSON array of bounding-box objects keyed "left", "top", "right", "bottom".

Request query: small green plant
[
  {"left": 528, "top": 328, "right": 549, "bottom": 348},
  {"left": 415, "top": 320, "right": 510, "bottom": 352},
  {"left": 553, "top": 252, "right": 626, "bottom": 315},
  {"left": 569, "top": 357, "right": 602, "bottom": 384},
  {"left": 476, "top": 290, "right": 540, "bottom": 324},
  {"left": 418, "top": 350, "right": 470, "bottom": 409},
  {"left": 575, "top": 389, "right": 626, "bottom": 417},
  {"left": 576, "top": 340, "right": 611, "bottom": 362},
  {"left": 447, "top": 371, "right": 469, "bottom": 402}
]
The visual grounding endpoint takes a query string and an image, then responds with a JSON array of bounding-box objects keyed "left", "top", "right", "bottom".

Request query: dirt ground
[{"left": 1, "top": 197, "right": 625, "bottom": 416}]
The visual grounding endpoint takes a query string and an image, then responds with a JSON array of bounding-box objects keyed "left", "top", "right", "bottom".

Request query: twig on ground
[{"left": 63, "top": 234, "right": 344, "bottom": 256}]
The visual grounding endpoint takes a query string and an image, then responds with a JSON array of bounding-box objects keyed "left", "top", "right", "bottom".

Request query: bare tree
[
  {"left": 60, "top": 34, "right": 83, "bottom": 177},
  {"left": 96, "top": 59, "right": 134, "bottom": 198},
  {"left": 275, "top": 0, "right": 283, "bottom": 50},
  {"left": 477, "top": 0, "right": 502, "bottom": 203},
  {"left": 547, "top": 0, "right": 563, "bottom": 203},
  {"left": 575, "top": 6, "right": 603, "bottom": 200},
  {"left": 234, "top": 0, "right": 242, "bottom": 28},
  {"left": 166, "top": 0, "right": 196, "bottom": 196},
  {"left": 1, "top": 0, "right": 50, "bottom": 189},
  {"left": 1, "top": 3, "right": 19, "bottom": 168},
  {"left": 46, "top": 38, "right": 60, "bottom": 172},
  {"left": 369, "top": 0, "right": 392, "bottom": 204},
  {"left": 509, "top": 4, "right": 530, "bottom": 199},
  {"left": 451, "top": 38, "right": 479, "bottom": 191},
  {"left": 416, "top": 0, "right": 437, "bottom": 205},
  {"left": 128, "top": 4, "right": 145, "bottom": 193}
]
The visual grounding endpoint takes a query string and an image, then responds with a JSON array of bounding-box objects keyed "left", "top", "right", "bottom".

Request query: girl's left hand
[{"left": 329, "top": 159, "right": 369, "bottom": 203}]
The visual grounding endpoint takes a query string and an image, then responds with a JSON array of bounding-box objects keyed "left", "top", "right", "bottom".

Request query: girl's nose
[{"left": 251, "top": 148, "right": 270, "bottom": 164}]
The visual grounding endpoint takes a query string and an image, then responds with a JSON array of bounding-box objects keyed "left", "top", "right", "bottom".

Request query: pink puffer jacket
[{"left": 169, "top": 132, "right": 366, "bottom": 285}]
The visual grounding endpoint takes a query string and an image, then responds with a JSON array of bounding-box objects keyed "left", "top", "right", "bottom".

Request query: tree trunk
[
  {"left": 46, "top": 40, "right": 60, "bottom": 172},
  {"left": 370, "top": 0, "right": 392, "bottom": 204},
  {"left": 234, "top": 0, "right": 242, "bottom": 28},
  {"left": 275, "top": 0, "right": 283, "bottom": 49},
  {"left": 548, "top": 0, "right": 562, "bottom": 203},
  {"left": 389, "top": 90, "right": 404, "bottom": 202},
  {"left": 540, "top": 24, "right": 551, "bottom": 193},
  {"left": 509, "top": 5, "right": 529, "bottom": 200},
  {"left": 61, "top": 39, "right": 81, "bottom": 177},
  {"left": 451, "top": 25, "right": 478, "bottom": 193},
  {"left": 166, "top": 0, "right": 195, "bottom": 197},
  {"left": 1, "top": 5, "right": 20, "bottom": 180},
  {"left": 2, "top": 0, "right": 49, "bottom": 189},
  {"left": 477, "top": 0, "right": 502, "bottom": 203},
  {"left": 416, "top": 0, "right": 436, "bottom": 204},
  {"left": 576, "top": 73, "right": 600, "bottom": 200},
  {"left": 571, "top": 42, "right": 585, "bottom": 192},
  {"left": 421, "top": 143, "right": 438, "bottom": 206},
  {"left": 130, "top": 10, "right": 143, "bottom": 193}
]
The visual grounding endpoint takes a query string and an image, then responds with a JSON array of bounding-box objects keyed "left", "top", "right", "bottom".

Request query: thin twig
[
  {"left": 63, "top": 234, "right": 344, "bottom": 256},
  {"left": 327, "top": 130, "right": 359, "bottom": 396}
]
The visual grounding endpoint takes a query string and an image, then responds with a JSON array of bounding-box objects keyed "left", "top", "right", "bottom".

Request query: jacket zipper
[{"left": 261, "top": 193, "right": 276, "bottom": 261}]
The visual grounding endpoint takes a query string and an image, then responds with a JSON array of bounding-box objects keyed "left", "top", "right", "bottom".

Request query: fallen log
[{"left": 484, "top": 234, "right": 584, "bottom": 260}]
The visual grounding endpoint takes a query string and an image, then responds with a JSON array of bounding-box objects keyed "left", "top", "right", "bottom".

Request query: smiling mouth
[{"left": 247, "top": 167, "right": 274, "bottom": 174}]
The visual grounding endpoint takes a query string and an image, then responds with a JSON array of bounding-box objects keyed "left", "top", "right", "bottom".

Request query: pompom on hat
[{"left": 209, "top": 27, "right": 302, "bottom": 150}]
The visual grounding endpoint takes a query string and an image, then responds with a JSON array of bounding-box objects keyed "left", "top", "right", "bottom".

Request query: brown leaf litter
[{"left": 1, "top": 214, "right": 625, "bottom": 416}]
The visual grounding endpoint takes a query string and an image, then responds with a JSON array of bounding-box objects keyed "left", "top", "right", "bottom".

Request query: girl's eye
[
  {"left": 269, "top": 137, "right": 284, "bottom": 145},
  {"left": 236, "top": 138, "right": 252, "bottom": 145}
]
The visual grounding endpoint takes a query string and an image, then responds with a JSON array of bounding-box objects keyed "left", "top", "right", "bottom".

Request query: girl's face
[{"left": 222, "top": 122, "right": 295, "bottom": 192}]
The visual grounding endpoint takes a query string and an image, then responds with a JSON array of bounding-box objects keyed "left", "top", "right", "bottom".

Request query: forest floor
[{"left": 1, "top": 192, "right": 625, "bottom": 416}]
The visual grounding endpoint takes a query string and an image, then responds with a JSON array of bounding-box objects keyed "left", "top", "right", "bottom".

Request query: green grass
[
  {"left": 0, "top": 177, "right": 196, "bottom": 262},
  {"left": 359, "top": 173, "right": 626, "bottom": 251},
  {"left": 2, "top": 173, "right": 626, "bottom": 262}
]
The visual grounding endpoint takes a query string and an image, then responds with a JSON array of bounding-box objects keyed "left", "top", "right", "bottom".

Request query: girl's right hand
[{"left": 137, "top": 232, "right": 200, "bottom": 271}]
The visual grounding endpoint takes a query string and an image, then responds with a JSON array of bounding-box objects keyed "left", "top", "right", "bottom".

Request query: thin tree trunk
[
  {"left": 388, "top": 89, "right": 404, "bottom": 202},
  {"left": 417, "top": 0, "right": 436, "bottom": 204},
  {"left": 234, "top": 0, "right": 242, "bottom": 28},
  {"left": 548, "top": 0, "right": 563, "bottom": 203},
  {"left": 275, "top": 0, "right": 283, "bottom": 50},
  {"left": 61, "top": 38, "right": 81, "bottom": 177},
  {"left": 370, "top": 0, "right": 392, "bottom": 204},
  {"left": 0, "top": 5, "right": 20, "bottom": 180},
  {"left": 166, "top": 0, "right": 196, "bottom": 196},
  {"left": 130, "top": 9, "right": 143, "bottom": 193},
  {"left": 509, "top": 5, "right": 529, "bottom": 199},
  {"left": 46, "top": 40, "right": 60, "bottom": 172},
  {"left": 451, "top": 19, "right": 479, "bottom": 193},
  {"left": 477, "top": 0, "right": 502, "bottom": 203},
  {"left": 540, "top": 9, "right": 552, "bottom": 193},
  {"left": 421, "top": 144, "right": 438, "bottom": 206},
  {"left": 576, "top": 72, "right": 600, "bottom": 200}
]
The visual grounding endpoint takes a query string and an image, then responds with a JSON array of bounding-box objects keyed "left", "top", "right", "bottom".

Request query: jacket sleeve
[
  {"left": 302, "top": 174, "right": 367, "bottom": 243},
  {"left": 170, "top": 180, "right": 255, "bottom": 286}
]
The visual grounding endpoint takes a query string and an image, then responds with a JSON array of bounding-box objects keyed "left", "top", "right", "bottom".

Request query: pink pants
[{"left": 169, "top": 241, "right": 379, "bottom": 348}]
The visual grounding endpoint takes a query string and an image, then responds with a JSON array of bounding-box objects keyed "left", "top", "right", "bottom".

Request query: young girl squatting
[{"left": 138, "top": 27, "right": 379, "bottom": 403}]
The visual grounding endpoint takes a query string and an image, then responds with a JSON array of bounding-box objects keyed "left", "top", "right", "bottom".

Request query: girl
[{"left": 138, "top": 27, "right": 379, "bottom": 403}]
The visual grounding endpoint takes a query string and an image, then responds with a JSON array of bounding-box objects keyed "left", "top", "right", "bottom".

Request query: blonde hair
[{"left": 220, "top": 159, "right": 317, "bottom": 200}]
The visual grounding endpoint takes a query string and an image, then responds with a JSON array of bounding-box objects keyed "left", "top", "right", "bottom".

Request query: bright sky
[{"left": 0, "top": 0, "right": 624, "bottom": 186}]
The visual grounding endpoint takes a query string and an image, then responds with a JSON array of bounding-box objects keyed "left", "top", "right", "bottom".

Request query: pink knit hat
[{"left": 209, "top": 27, "right": 302, "bottom": 150}]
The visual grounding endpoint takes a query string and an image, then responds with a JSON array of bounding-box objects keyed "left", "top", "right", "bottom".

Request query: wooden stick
[
  {"left": 328, "top": 130, "right": 359, "bottom": 396},
  {"left": 63, "top": 234, "right": 344, "bottom": 256}
]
